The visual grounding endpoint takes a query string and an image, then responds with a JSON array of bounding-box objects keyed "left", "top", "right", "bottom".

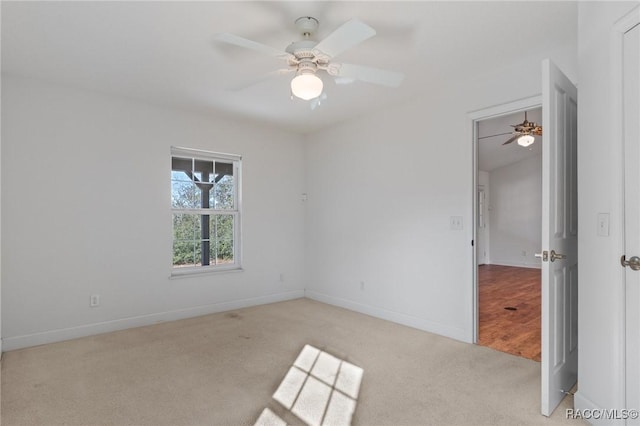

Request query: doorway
[
  {"left": 470, "top": 97, "right": 542, "bottom": 339},
  {"left": 475, "top": 106, "right": 543, "bottom": 361},
  {"left": 471, "top": 62, "right": 578, "bottom": 416}
]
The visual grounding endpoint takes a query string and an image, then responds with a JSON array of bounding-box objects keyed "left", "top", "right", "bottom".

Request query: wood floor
[{"left": 478, "top": 264, "right": 541, "bottom": 361}]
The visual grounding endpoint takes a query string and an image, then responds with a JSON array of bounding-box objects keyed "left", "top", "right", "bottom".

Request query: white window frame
[{"left": 170, "top": 146, "right": 242, "bottom": 277}]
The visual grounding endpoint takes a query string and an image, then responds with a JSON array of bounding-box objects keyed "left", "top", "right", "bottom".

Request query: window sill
[{"left": 170, "top": 266, "right": 244, "bottom": 280}]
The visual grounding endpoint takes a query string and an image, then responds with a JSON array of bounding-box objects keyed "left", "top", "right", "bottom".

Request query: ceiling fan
[
  {"left": 502, "top": 111, "right": 543, "bottom": 146},
  {"left": 214, "top": 16, "right": 405, "bottom": 100},
  {"left": 478, "top": 111, "right": 543, "bottom": 147}
]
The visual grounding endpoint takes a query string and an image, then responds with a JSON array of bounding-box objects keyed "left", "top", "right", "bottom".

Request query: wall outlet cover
[{"left": 597, "top": 213, "right": 610, "bottom": 237}]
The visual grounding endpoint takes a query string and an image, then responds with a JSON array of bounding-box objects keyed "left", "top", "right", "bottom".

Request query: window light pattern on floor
[
  {"left": 255, "top": 344, "right": 364, "bottom": 426},
  {"left": 255, "top": 408, "right": 287, "bottom": 426}
]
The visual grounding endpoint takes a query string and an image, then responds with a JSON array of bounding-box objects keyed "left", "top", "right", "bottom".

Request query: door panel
[
  {"left": 624, "top": 21, "right": 640, "bottom": 423},
  {"left": 541, "top": 59, "right": 578, "bottom": 416},
  {"left": 569, "top": 265, "right": 578, "bottom": 353}
]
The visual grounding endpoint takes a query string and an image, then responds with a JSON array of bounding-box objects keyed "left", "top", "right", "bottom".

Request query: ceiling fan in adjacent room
[
  {"left": 478, "top": 111, "right": 543, "bottom": 147},
  {"left": 214, "top": 16, "right": 405, "bottom": 101},
  {"left": 503, "top": 112, "right": 543, "bottom": 146}
]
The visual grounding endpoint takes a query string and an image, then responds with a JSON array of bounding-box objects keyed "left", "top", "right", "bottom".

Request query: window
[{"left": 171, "top": 147, "right": 241, "bottom": 275}]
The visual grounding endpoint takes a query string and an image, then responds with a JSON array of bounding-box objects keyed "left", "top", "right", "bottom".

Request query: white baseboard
[
  {"left": 305, "top": 290, "right": 469, "bottom": 343},
  {"left": 2, "top": 290, "right": 305, "bottom": 351},
  {"left": 488, "top": 261, "right": 542, "bottom": 269},
  {"left": 573, "top": 391, "right": 626, "bottom": 426}
]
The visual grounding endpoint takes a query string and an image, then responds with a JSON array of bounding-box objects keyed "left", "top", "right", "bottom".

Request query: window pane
[
  {"left": 173, "top": 241, "right": 198, "bottom": 267},
  {"left": 214, "top": 162, "right": 235, "bottom": 209},
  {"left": 200, "top": 213, "right": 211, "bottom": 266},
  {"left": 194, "top": 159, "right": 214, "bottom": 184},
  {"left": 216, "top": 238, "right": 234, "bottom": 265},
  {"left": 211, "top": 215, "right": 234, "bottom": 264},
  {"left": 171, "top": 157, "right": 193, "bottom": 180},
  {"left": 173, "top": 213, "right": 201, "bottom": 241},
  {"left": 198, "top": 183, "right": 213, "bottom": 208},
  {"left": 171, "top": 170, "right": 190, "bottom": 181},
  {"left": 171, "top": 181, "right": 201, "bottom": 209}
]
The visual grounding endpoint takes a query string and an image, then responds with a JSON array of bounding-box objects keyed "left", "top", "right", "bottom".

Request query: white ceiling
[
  {"left": 477, "top": 107, "right": 542, "bottom": 172},
  {"left": 1, "top": 1, "right": 577, "bottom": 134}
]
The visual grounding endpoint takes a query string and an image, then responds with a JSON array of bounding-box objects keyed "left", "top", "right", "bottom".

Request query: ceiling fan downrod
[{"left": 294, "top": 16, "right": 319, "bottom": 38}]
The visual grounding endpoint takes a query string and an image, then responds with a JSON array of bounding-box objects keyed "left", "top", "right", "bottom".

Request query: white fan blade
[
  {"left": 502, "top": 134, "right": 520, "bottom": 145},
  {"left": 477, "top": 131, "right": 514, "bottom": 140},
  {"left": 336, "top": 63, "right": 404, "bottom": 87},
  {"left": 313, "top": 19, "right": 376, "bottom": 59},
  {"left": 214, "top": 33, "right": 291, "bottom": 59},
  {"left": 228, "top": 68, "right": 294, "bottom": 91}
]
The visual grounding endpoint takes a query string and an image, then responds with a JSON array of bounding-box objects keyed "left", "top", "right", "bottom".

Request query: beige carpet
[{"left": 1, "top": 298, "right": 582, "bottom": 425}]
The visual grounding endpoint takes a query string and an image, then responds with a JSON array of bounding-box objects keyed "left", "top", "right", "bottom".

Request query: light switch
[
  {"left": 597, "top": 213, "right": 609, "bottom": 237},
  {"left": 450, "top": 216, "right": 463, "bottom": 230}
]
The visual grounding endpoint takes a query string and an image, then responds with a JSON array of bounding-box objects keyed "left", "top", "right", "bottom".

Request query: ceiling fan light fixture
[
  {"left": 291, "top": 73, "right": 323, "bottom": 100},
  {"left": 517, "top": 134, "right": 535, "bottom": 147}
]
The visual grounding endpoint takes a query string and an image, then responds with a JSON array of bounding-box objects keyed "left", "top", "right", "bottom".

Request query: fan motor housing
[
  {"left": 297, "top": 59, "right": 318, "bottom": 74},
  {"left": 286, "top": 40, "right": 317, "bottom": 56}
]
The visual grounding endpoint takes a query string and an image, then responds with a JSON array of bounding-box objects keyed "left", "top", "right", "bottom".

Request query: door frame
[{"left": 469, "top": 95, "right": 542, "bottom": 344}]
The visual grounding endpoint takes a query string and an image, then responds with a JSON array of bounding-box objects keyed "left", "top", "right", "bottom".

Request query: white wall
[
  {"left": 487, "top": 155, "right": 542, "bottom": 269},
  {"left": 575, "top": 2, "right": 639, "bottom": 420},
  {"left": 1, "top": 76, "right": 306, "bottom": 350},
  {"left": 304, "top": 45, "right": 577, "bottom": 343}
]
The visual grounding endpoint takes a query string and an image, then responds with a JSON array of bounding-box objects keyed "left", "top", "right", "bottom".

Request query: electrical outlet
[
  {"left": 90, "top": 294, "right": 100, "bottom": 307},
  {"left": 279, "top": 273, "right": 285, "bottom": 282},
  {"left": 360, "top": 281, "right": 365, "bottom": 291},
  {"left": 521, "top": 250, "right": 527, "bottom": 257}
]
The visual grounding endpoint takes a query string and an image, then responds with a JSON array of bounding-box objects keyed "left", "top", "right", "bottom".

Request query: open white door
[
  {"left": 623, "top": 19, "right": 640, "bottom": 424},
  {"left": 540, "top": 59, "right": 578, "bottom": 416}
]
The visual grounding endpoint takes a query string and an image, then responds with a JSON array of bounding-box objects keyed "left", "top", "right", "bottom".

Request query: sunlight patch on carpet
[
  {"left": 255, "top": 344, "right": 363, "bottom": 426},
  {"left": 273, "top": 366, "right": 308, "bottom": 409},
  {"left": 255, "top": 408, "right": 287, "bottom": 426}
]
